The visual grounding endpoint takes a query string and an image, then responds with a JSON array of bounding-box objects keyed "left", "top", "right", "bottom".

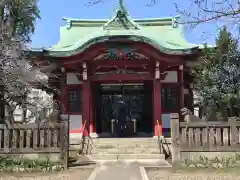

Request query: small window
[
  {"left": 67, "top": 89, "right": 82, "bottom": 113},
  {"left": 161, "top": 87, "right": 179, "bottom": 112}
]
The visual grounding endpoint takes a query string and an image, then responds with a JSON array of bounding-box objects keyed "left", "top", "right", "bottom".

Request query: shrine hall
[{"left": 31, "top": 0, "right": 203, "bottom": 139}]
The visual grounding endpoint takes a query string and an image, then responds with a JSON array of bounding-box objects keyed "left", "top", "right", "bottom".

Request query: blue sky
[{"left": 31, "top": 0, "right": 221, "bottom": 48}]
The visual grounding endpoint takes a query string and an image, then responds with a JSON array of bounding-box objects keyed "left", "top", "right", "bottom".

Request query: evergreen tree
[
  {"left": 194, "top": 26, "right": 240, "bottom": 118},
  {"left": 0, "top": 0, "right": 40, "bottom": 42},
  {"left": 0, "top": 0, "right": 41, "bottom": 123}
]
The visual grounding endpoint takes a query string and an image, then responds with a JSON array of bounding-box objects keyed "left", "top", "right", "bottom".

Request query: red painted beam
[
  {"left": 133, "top": 44, "right": 184, "bottom": 63},
  {"left": 93, "top": 67, "right": 149, "bottom": 74},
  {"left": 62, "top": 59, "right": 152, "bottom": 72},
  {"left": 35, "top": 41, "right": 196, "bottom": 70},
  {"left": 93, "top": 59, "right": 150, "bottom": 66},
  {"left": 93, "top": 79, "right": 147, "bottom": 84},
  {"left": 91, "top": 73, "right": 152, "bottom": 81},
  {"left": 58, "top": 41, "right": 188, "bottom": 65}
]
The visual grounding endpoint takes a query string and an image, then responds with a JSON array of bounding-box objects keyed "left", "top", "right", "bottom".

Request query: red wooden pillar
[
  {"left": 89, "top": 83, "right": 95, "bottom": 133},
  {"left": 60, "top": 70, "right": 67, "bottom": 114},
  {"left": 82, "top": 81, "right": 90, "bottom": 136},
  {"left": 153, "top": 79, "right": 162, "bottom": 136},
  {"left": 178, "top": 65, "right": 184, "bottom": 120}
]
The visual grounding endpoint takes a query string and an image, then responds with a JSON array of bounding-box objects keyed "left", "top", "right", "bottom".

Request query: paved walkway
[
  {"left": 89, "top": 160, "right": 172, "bottom": 180},
  {"left": 90, "top": 162, "right": 142, "bottom": 180}
]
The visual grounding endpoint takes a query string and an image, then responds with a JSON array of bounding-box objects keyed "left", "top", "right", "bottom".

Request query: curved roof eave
[
  {"left": 44, "top": 34, "right": 199, "bottom": 57},
  {"left": 62, "top": 15, "right": 181, "bottom": 23}
]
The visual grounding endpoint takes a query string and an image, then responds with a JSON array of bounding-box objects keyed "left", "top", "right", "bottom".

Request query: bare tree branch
[{"left": 175, "top": 0, "right": 240, "bottom": 26}]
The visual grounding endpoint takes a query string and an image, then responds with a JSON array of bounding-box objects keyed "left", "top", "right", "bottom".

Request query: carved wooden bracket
[
  {"left": 82, "top": 62, "right": 87, "bottom": 80},
  {"left": 179, "top": 65, "right": 183, "bottom": 70},
  {"left": 155, "top": 61, "right": 160, "bottom": 79}
]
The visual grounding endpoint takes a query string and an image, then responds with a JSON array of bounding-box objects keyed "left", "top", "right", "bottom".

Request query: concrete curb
[
  {"left": 139, "top": 166, "right": 150, "bottom": 180},
  {"left": 140, "top": 164, "right": 173, "bottom": 180},
  {"left": 93, "top": 159, "right": 167, "bottom": 164},
  {"left": 142, "top": 162, "right": 172, "bottom": 168},
  {"left": 87, "top": 167, "right": 100, "bottom": 180}
]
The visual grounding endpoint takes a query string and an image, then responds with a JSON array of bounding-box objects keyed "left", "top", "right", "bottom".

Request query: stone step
[
  {"left": 70, "top": 145, "right": 160, "bottom": 151},
  {"left": 79, "top": 154, "right": 165, "bottom": 161},
  {"left": 95, "top": 140, "right": 159, "bottom": 143},
  {"left": 93, "top": 138, "right": 158, "bottom": 142},
  {"left": 91, "top": 148, "right": 160, "bottom": 154},
  {"left": 95, "top": 144, "right": 159, "bottom": 147},
  {"left": 94, "top": 137, "right": 156, "bottom": 140},
  {"left": 69, "top": 148, "right": 160, "bottom": 155},
  {"left": 95, "top": 139, "right": 158, "bottom": 143},
  {"left": 69, "top": 150, "right": 161, "bottom": 159},
  {"left": 94, "top": 145, "right": 160, "bottom": 149},
  {"left": 94, "top": 144, "right": 159, "bottom": 149},
  {"left": 71, "top": 154, "right": 170, "bottom": 167}
]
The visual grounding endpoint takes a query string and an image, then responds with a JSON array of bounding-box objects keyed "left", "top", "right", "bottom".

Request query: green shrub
[
  {"left": 0, "top": 157, "right": 62, "bottom": 172},
  {"left": 184, "top": 154, "right": 240, "bottom": 168}
]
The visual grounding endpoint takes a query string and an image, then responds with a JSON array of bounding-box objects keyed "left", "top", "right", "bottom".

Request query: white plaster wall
[
  {"left": 69, "top": 114, "right": 82, "bottom": 130},
  {"left": 69, "top": 133, "right": 82, "bottom": 144},
  {"left": 69, "top": 115, "right": 82, "bottom": 144},
  {"left": 67, "top": 73, "right": 82, "bottom": 85},
  {"left": 161, "top": 71, "right": 178, "bottom": 83}
]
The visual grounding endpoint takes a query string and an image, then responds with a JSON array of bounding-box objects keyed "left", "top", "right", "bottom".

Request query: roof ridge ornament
[
  {"left": 172, "top": 16, "right": 178, "bottom": 28},
  {"left": 66, "top": 19, "right": 72, "bottom": 29},
  {"left": 102, "top": 0, "right": 140, "bottom": 30},
  {"left": 118, "top": 0, "right": 128, "bottom": 15}
]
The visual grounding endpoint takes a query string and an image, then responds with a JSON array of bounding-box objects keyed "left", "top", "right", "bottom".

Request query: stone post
[
  {"left": 170, "top": 113, "right": 181, "bottom": 166},
  {"left": 60, "top": 114, "right": 69, "bottom": 169}
]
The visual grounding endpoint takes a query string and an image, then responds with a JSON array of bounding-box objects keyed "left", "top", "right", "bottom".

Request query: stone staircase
[{"left": 69, "top": 137, "right": 166, "bottom": 163}]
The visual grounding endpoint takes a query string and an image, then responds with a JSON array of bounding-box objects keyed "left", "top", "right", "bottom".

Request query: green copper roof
[{"left": 36, "top": 0, "right": 200, "bottom": 57}]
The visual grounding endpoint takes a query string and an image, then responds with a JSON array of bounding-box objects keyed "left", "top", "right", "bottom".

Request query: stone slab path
[
  {"left": 89, "top": 160, "right": 172, "bottom": 180},
  {"left": 91, "top": 162, "right": 142, "bottom": 180}
]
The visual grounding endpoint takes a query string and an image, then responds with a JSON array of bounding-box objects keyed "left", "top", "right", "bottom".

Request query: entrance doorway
[{"left": 94, "top": 82, "right": 153, "bottom": 136}]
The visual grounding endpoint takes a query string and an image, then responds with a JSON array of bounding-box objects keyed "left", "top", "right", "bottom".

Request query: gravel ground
[
  {"left": 0, "top": 168, "right": 94, "bottom": 180},
  {"left": 146, "top": 167, "right": 240, "bottom": 180}
]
